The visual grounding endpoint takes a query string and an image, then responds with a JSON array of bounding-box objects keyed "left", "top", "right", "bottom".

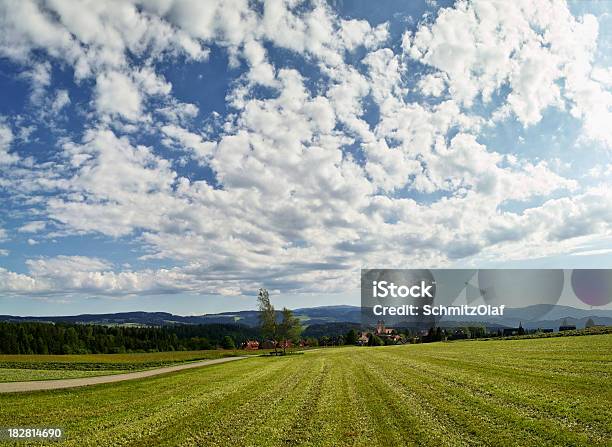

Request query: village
[{"left": 240, "top": 319, "right": 593, "bottom": 350}]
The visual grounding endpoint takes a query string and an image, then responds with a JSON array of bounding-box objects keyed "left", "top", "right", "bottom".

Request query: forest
[{"left": 0, "top": 322, "right": 260, "bottom": 354}]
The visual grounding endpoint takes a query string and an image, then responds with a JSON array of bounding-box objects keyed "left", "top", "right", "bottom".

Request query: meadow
[
  {"left": 0, "top": 335, "right": 610, "bottom": 446},
  {"left": 0, "top": 368, "right": 127, "bottom": 382},
  {"left": 0, "top": 349, "right": 255, "bottom": 381}
]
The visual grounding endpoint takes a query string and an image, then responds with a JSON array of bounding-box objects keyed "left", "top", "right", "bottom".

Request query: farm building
[
  {"left": 356, "top": 332, "right": 369, "bottom": 345},
  {"left": 242, "top": 340, "right": 260, "bottom": 350}
]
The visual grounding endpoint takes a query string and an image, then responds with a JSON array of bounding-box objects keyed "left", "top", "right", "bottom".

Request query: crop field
[
  {"left": 0, "top": 349, "right": 257, "bottom": 382},
  {"left": 0, "top": 335, "right": 610, "bottom": 446}
]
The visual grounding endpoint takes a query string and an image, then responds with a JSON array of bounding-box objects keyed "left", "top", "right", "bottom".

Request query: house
[
  {"left": 355, "top": 321, "right": 404, "bottom": 346},
  {"left": 372, "top": 321, "right": 403, "bottom": 344},
  {"left": 375, "top": 320, "right": 394, "bottom": 336},
  {"left": 356, "top": 332, "right": 369, "bottom": 345},
  {"left": 242, "top": 340, "right": 260, "bottom": 350}
]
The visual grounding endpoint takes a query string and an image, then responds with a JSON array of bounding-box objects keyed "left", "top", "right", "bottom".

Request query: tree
[
  {"left": 305, "top": 337, "right": 318, "bottom": 347},
  {"left": 585, "top": 318, "right": 595, "bottom": 328},
  {"left": 221, "top": 335, "right": 235, "bottom": 349},
  {"left": 435, "top": 327, "right": 443, "bottom": 341},
  {"left": 345, "top": 329, "right": 358, "bottom": 345},
  {"left": 367, "top": 333, "right": 384, "bottom": 346},
  {"left": 470, "top": 326, "right": 485, "bottom": 339},
  {"left": 257, "top": 288, "right": 278, "bottom": 354},
  {"left": 518, "top": 322, "right": 525, "bottom": 336},
  {"left": 278, "top": 307, "right": 302, "bottom": 354}
]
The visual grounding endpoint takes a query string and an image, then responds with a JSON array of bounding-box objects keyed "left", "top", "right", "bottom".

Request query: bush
[{"left": 221, "top": 335, "right": 236, "bottom": 349}]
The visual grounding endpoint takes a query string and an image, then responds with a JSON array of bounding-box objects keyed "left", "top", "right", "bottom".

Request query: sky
[{"left": 0, "top": 0, "right": 611, "bottom": 316}]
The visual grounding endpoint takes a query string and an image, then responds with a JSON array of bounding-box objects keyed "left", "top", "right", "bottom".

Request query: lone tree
[
  {"left": 278, "top": 307, "right": 303, "bottom": 354},
  {"left": 257, "top": 288, "right": 278, "bottom": 354}
]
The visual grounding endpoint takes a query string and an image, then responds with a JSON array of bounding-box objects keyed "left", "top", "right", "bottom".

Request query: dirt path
[{"left": 0, "top": 356, "right": 249, "bottom": 393}]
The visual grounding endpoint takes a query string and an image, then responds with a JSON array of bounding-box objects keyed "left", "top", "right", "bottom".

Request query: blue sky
[{"left": 0, "top": 0, "right": 611, "bottom": 315}]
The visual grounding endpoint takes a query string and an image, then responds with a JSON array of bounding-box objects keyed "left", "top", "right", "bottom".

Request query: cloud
[
  {"left": 18, "top": 221, "right": 47, "bottom": 233},
  {"left": 27, "top": 256, "right": 111, "bottom": 274},
  {"left": 95, "top": 71, "right": 143, "bottom": 121},
  {"left": 242, "top": 39, "right": 276, "bottom": 87},
  {"left": 22, "top": 61, "right": 52, "bottom": 104},
  {"left": 406, "top": 0, "right": 610, "bottom": 145},
  {"left": 571, "top": 248, "right": 612, "bottom": 257},
  {"left": 0, "top": 122, "right": 18, "bottom": 164},
  {"left": 0, "top": 255, "right": 260, "bottom": 296},
  {"left": 161, "top": 124, "right": 215, "bottom": 163},
  {"left": 0, "top": 0, "right": 207, "bottom": 72},
  {"left": 0, "top": 255, "right": 183, "bottom": 296},
  {"left": 51, "top": 89, "right": 71, "bottom": 113},
  {"left": 418, "top": 74, "right": 446, "bottom": 97},
  {"left": 0, "top": 0, "right": 610, "bottom": 299},
  {"left": 339, "top": 19, "right": 389, "bottom": 51},
  {"left": 49, "top": 127, "right": 177, "bottom": 237},
  {"left": 0, "top": 268, "right": 42, "bottom": 293}
]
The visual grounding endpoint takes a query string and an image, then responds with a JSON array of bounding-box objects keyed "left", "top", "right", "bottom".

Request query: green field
[
  {"left": 1, "top": 335, "right": 610, "bottom": 446},
  {"left": 0, "top": 349, "right": 255, "bottom": 381},
  {"left": 0, "top": 349, "right": 252, "bottom": 367},
  {"left": 0, "top": 368, "right": 128, "bottom": 382}
]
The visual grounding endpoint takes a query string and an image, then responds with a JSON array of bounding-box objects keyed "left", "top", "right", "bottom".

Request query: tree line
[
  {"left": 0, "top": 322, "right": 259, "bottom": 355},
  {"left": 0, "top": 320, "right": 495, "bottom": 354}
]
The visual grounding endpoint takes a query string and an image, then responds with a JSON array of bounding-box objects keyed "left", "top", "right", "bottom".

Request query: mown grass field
[
  {"left": 0, "top": 349, "right": 252, "bottom": 367},
  {"left": 0, "top": 335, "right": 610, "bottom": 446},
  {"left": 0, "top": 368, "right": 127, "bottom": 382},
  {"left": 0, "top": 349, "right": 257, "bottom": 381}
]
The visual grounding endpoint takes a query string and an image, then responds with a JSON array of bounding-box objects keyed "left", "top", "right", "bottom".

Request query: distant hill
[
  {"left": 1, "top": 304, "right": 611, "bottom": 330},
  {"left": 439, "top": 304, "right": 612, "bottom": 329},
  {"left": 0, "top": 306, "right": 364, "bottom": 328}
]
